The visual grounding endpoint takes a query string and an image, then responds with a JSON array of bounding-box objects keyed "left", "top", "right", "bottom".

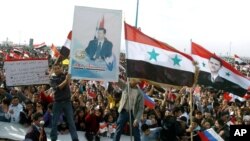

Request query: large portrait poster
[{"left": 69, "top": 6, "right": 122, "bottom": 82}]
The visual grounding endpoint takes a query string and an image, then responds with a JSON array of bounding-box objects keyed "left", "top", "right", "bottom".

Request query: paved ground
[{"left": 0, "top": 122, "right": 131, "bottom": 141}]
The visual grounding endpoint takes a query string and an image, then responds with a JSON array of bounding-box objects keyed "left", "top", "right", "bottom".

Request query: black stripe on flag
[
  {"left": 127, "top": 59, "right": 194, "bottom": 87},
  {"left": 198, "top": 71, "right": 247, "bottom": 96}
]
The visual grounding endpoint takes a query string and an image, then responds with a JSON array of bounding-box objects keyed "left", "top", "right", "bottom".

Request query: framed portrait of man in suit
[
  {"left": 69, "top": 6, "right": 122, "bottom": 82},
  {"left": 197, "top": 55, "right": 225, "bottom": 90},
  {"left": 208, "top": 56, "right": 224, "bottom": 83}
]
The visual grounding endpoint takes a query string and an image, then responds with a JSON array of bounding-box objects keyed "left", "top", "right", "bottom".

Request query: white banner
[
  {"left": 4, "top": 59, "right": 49, "bottom": 86},
  {"left": 69, "top": 6, "right": 122, "bottom": 82}
]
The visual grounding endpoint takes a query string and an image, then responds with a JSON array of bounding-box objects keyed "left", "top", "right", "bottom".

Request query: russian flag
[
  {"left": 198, "top": 128, "right": 224, "bottom": 141},
  {"left": 138, "top": 86, "right": 155, "bottom": 109}
]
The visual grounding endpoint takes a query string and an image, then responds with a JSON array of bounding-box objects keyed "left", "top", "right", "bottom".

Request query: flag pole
[
  {"left": 135, "top": 0, "right": 140, "bottom": 28},
  {"left": 189, "top": 39, "right": 194, "bottom": 141},
  {"left": 125, "top": 27, "right": 133, "bottom": 141},
  {"left": 189, "top": 39, "right": 200, "bottom": 141}
]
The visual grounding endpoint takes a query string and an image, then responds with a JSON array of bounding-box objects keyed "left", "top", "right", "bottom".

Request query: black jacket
[{"left": 50, "top": 73, "right": 71, "bottom": 102}]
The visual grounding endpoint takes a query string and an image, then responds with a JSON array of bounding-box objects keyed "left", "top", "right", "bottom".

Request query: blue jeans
[
  {"left": 50, "top": 101, "right": 78, "bottom": 141},
  {"left": 113, "top": 109, "right": 140, "bottom": 141}
]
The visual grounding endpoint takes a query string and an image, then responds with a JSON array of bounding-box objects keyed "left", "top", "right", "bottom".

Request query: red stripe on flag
[
  {"left": 124, "top": 22, "right": 193, "bottom": 61},
  {"left": 234, "top": 54, "right": 240, "bottom": 58},
  {"left": 197, "top": 131, "right": 209, "bottom": 141},
  {"left": 99, "top": 16, "right": 104, "bottom": 28},
  {"left": 67, "top": 31, "right": 72, "bottom": 40},
  {"left": 192, "top": 42, "right": 245, "bottom": 77},
  {"left": 51, "top": 44, "right": 60, "bottom": 58}
]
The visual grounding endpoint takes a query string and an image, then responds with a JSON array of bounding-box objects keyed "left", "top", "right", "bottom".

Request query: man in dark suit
[
  {"left": 198, "top": 56, "right": 246, "bottom": 96},
  {"left": 85, "top": 28, "right": 113, "bottom": 61},
  {"left": 198, "top": 56, "right": 224, "bottom": 89},
  {"left": 24, "top": 112, "right": 47, "bottom": 141}
]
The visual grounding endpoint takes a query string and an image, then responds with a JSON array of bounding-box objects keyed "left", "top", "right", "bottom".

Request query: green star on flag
[
  {"left": 226, "top": 72, "right": 231, "bottom": 77},
  {"left": 202, "top": 62, "right": 206, "bottom": 67},
  {"left": 148, "top": 49, "right": 159, "bottom": 61},
  {"left": 172, "top": 55, "right": 182, "bottom": 66}
]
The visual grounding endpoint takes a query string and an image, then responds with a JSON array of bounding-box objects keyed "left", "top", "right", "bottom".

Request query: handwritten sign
[{"left": 4, "top": 59, "right": 49, "bottom": 86}]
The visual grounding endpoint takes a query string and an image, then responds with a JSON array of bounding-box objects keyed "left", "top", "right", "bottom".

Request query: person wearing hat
[{"left": 24, "top": 112, "right": 47, "bottom": 141}]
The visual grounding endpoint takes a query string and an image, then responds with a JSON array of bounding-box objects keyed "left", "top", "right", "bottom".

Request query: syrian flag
[
  {"left": 87, "top": 89, "right": 97, "bottom": 99},
  {"left": 223, "top": 92, "right": 246, "bottom": 102},
  {"left": 50, "top": 44, "right": 60, "bottom": 59},
  {"left": 55, "top": 31, "right": 72, "bottom": 65},
  {"left": 94, "top": 16, "right": 105, "bottom": 39},
  {"left": 23, "top": 51, "right": 30, "bottom": 58},
  {"left": 60, "top": 31, "right": 72, "bottom": 59},
  {"left": 244, "top": 93, "right": 250, "bottom": 100},
  {"left": 192, "top": 42, "right": 250, "bottom": 97},
  {"left": 99, "top": 122, "right": 108, "bottom": 133},
  {"left": 124, "top": 22, "right": 195, "bottom": 87},
  {"left": 9, "top": 50, "right": 22, "bottom": 59},
  {"left": 234, "top": 54, "right": 247, "bottom": 65},
  {"left": 33, "top": 42, "right": 46, "bottom": 49},
  {"left": 13, "top": 48, "right": 23, "bottom": 54}
]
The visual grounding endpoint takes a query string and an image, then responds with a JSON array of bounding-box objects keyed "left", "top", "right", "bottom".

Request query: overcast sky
[{"left": 0, "top": 0, "right": 250, "bottom": 57}]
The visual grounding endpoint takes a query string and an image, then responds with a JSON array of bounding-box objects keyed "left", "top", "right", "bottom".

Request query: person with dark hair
[
  {"left": 198, "top": 56, "right": 223, "bottom": 84},
  {"left": 43, "top": 103, "right": 53, "bottom": 128},
  {"left": 19, "top": 100, "right": 34, "bottom": 126},
  {"left": 208, "top": 56, "right": 224, "bottom": 83},
  {"left": 74, "top": 107, "right": 86, "bottom": 131},
  {"left": 141, "top": 123, "right": 162, "bottom": 141},
  {"left": 24, "top": 112, "right": 47, "bottom": 141},
  {"left": 85, "top": 106, "right": 103, "bottom": 141},
  {"left": 0, "top": 98, "right": 11, "bottom": 122},
  {"left": 214, "top": 119, "right": 229, "bottom": 141},
  {"left": 186, "top": 118, "right": 202, "bottom": 141},
  {"left": 49, "top": 64, "right": 79, "bottom": 141},
  {"left": 85, "top": 27, "right": 113, "bottom": 61},
  {"left": 5, "top": 96, "right": 23, "bottom": 123},
  {"left": 160, "top": 106, "right": 185, "bottom": 141}
]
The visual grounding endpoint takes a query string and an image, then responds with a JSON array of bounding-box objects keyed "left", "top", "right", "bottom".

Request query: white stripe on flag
[
  {"left": 64, "top": 39, "right": 71, "bottom": 49},
  {"left": 127, "top": 41, "right": 195, "bottom": 73},
  {"left": 205, "top": 128, "right": 224, "bottom": 141}
]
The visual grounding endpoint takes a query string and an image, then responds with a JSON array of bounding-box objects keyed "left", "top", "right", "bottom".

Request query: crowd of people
[{"left": 0, "top": 50, "right": 250, "bottom": 141}]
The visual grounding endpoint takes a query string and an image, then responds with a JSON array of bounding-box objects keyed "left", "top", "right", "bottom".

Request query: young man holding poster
[{"left": 50, "top": 64, "right": 79, "bottom": 141}]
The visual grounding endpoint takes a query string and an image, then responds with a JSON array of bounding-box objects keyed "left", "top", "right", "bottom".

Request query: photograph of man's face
[
  {"left": 208, "top": 57, "right": 222, "bottom": 74},
  {"left": 97, "top": 28, "right": 106, "bottom": 40}
]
